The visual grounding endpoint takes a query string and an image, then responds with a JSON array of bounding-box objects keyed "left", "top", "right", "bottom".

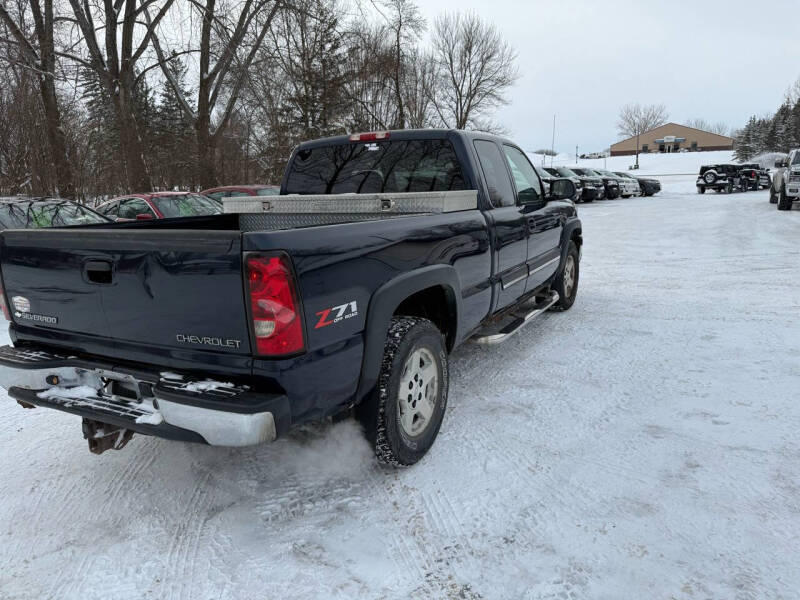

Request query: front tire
[
  {"left": 551, "top": 241, "right": 580, "bottom": 312},
  {"left": 769, "top": 186, "right": 777, "bottom": 204},
  {"left": 777, "top": 186, "right": 792, "bottom": 211},
  {"left": 357, "top": 317, "right": 448, "bottom": 466}
]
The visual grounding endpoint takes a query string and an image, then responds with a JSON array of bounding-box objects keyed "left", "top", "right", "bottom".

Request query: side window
[
  {"left": 213, "top": 190, "right": 250, "bottom": 199},
  {"left": 97, "top": 200, "right": 119, "bottom": 217},
  {"left": 118, "top": 198, "right": 152, "bottom": 220},
  {"left": 474, "top": 140, "right": 515, "bottom": 207},
  {"left": 503, "top": 146, "right": 543, "bottom": 204}
]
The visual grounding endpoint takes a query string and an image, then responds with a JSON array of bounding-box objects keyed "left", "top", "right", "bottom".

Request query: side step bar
[{"left": 473, "top": 291, "right": 560, "bottom": 345}]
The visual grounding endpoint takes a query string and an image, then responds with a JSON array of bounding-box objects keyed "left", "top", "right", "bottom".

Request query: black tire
[
  {"left": 583, "top": 197, "right": 593, "bottom": 203},
  {"left": 740, "top": 179, "right": 748, "bottom": 192},
  {"left": 725, "top": 182, "right": 733, "bottom": 194},
  {"left": 769, "top": 186, "right": 777, "bottom": 204},
  {"left": 697, "top": 186, "right": 705, "bottom": 194},
  {"left": 356, "top": 316, "right": 448, "bottom": 466},
  {"left": 550, "top": 241, "right": 579, "bottom": 312},
  {"left": 777, "top": 186, "right": 792, "bottom": 211}
]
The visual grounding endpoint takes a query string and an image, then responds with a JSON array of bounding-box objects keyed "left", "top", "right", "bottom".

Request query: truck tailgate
[{"left": 0, "top": 229, "right": 251, "bottom": 360}]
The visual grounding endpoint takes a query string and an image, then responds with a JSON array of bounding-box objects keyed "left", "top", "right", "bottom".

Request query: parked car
[
  {"left": 201, "top": 185, "right": 280, "bottom": 202},
  {"left": 0, "top": 197, "right": 110, "bottom": 229},
  {"left": 532, "top": 164, "right": 555, "bottom": 195},
  {"left": 581, "top": 168, "right": 621, "bottom": 199},
  {"left": 632, "top": 176, "right": 661, "bottom": 197},
  {"left": 543, "top": 167, "right": 585, "bottom": 203},
  {"left": 771, "top": 149, "right": 800, "bottom": 210},
  {"left": 738, "top": 164, "right": 770, "bottom": 191},
  {"left": 0, "top": 129, "right": 582, "bottom": 466},
  {"left": 610, "top": 171, "right": 642, "bottom": 197},
  {"left": 571, "top": 167, "right": 612, "bottom": 200},
  {"left": 696, "top": 164, "right": 748, "bottom": 194},
  {"left": 95, "top": 192, "right": 221, "bottom": 221}
]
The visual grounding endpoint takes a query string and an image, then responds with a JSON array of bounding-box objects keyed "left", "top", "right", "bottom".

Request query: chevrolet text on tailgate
[{"left": 0, "top": 130, "right": 582, "bottom": 465}]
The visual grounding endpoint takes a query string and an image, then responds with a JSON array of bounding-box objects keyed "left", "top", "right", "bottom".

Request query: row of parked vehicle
[
  {"left": 0, "top": 184, "right": 282, "bottom": 231},
  {"left": 695, "top": 163, "right": 771, "bottom": 194},
  {"left": 533, "top": 164, "right": 661, "bottom": 202}
]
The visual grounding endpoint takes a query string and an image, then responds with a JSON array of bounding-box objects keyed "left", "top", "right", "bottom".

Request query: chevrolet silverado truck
[
  {"left": 0, "top": 130, "right": 582, "bottom": 466},
  {"left": 771, "top": 149, "right": 800, "bottom": 210}
]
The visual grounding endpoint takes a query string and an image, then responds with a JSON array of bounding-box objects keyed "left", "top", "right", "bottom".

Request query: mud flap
[{"left": 82, "top": 418, "right": 134, "bottom": 455}]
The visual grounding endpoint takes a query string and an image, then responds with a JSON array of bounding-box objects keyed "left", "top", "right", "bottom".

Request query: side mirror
[
  {"left": 136, "top": 213, "right": 154, "bottom": 220},
  {"left": 775, "top": 159, "right": 787, "bottom": 168},
  {"left": 549, "top": 178, "right": 576, "bottom": 201}
]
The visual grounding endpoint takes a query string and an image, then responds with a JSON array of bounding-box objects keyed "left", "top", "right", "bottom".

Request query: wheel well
[
  {"left": 394, "top": 285, "right": 457, "bottom": 351},
  {"left": 570, "top": 228, "right": 582, "bottom": 249}
]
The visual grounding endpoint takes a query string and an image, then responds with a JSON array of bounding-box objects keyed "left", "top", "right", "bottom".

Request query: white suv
[{"left": 772, "top": 149, "right": 800, "bottom": 211}]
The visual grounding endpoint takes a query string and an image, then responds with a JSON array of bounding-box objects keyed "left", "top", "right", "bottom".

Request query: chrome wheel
[
  {"left": 563, "top": 255, "right": 576, "bottom": 299},
  {"left": 398, "top": 347, "right": 439, "bottom": 437}
]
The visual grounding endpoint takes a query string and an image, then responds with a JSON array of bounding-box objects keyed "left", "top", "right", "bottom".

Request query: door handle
[{"left": 84, "top": 259, "right": 113, "bottom": 284}]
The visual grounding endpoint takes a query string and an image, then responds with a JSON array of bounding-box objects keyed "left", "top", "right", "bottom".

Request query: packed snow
[{"left": 1, "top": 162, "right": 799, "bottom": 598}]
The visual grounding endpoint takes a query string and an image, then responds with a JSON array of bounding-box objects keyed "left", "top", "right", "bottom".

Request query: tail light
[
  {"left": 245, "top": 254, "right": 305, "bottom": 356},
  {"left": 349, "top": 131, "right": 389, "bottom": 142},
  {"left": 0, "top": 281, "right": 9, "bottom": 320}
]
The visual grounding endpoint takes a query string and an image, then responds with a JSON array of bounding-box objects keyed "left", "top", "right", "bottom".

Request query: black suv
[
  {"left": 572, "top": 167, "right": 615, "bottom": 199},
  {"left": 696, "top": 164, "right": 749, "bottom": 194},
  {"left": 738, "top": 163, "right": 770, "bottom": 190}
]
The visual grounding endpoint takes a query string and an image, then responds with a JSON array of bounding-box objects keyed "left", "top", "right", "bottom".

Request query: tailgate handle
[{"left": 84, "top": 260, "right": 113, "bottom": 284}]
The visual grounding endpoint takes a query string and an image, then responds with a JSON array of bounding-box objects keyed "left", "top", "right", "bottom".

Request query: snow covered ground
[{"left": 2, "top": 181, "right": 800, "bottom": 599}]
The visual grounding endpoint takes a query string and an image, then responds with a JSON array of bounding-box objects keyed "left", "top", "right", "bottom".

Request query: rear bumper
[{"left": 0, "top": 345, "right": 289, "bottom": 446}]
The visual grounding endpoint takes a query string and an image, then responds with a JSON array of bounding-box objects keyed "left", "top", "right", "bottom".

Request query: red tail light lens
[
  {"left": 0, "top": 282, "right": 10, "bottom": 321},
  {"left": 246, "top": 254, "right": 304, "bottom": 356}
]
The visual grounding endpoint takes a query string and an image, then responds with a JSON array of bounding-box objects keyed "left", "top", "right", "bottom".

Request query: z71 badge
[{"left": 315, "top": 301, "right": 358, "bottom": 329}]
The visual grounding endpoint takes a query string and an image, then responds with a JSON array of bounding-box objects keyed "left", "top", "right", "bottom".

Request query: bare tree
[
  {"left": 0, "top": 0, "right": 76, "bottom": 198},
  {"left": 63, "top": 0, "right": 177, "bottom": 191},
  {"left": 371, "top": 0, "right": 424, "bottom": 129},
  {"left": 429, "top": 11, "right": 517, "bottom": 130},
  {"left": 147, "top": 0, "right": 282, "bottom": 188},
  {"left": 616, "top": 103, "right": 669, "bottom": 167},
  {"left": 685, "top": 118, "right": 729, "bottom": 136}
]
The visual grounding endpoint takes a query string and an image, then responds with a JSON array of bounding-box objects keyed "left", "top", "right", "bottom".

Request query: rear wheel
[
  {"left": 777, "top": 186, "right": 792, "bottom": 211},
  {"left": 550, "top": 241, "right": 579, "bottom": 312},
  {"left": 357, "top": 317, "right": 448, "bottom": 466}
]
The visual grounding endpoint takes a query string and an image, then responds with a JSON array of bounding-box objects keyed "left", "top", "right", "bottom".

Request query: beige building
[{"left": 610, "top": 122, "right": 734, "bottom": 156}]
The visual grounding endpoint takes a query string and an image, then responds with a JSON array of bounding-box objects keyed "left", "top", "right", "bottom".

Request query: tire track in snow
[{"left": 164, "top": 470, "right": 214, "bottom": 600}]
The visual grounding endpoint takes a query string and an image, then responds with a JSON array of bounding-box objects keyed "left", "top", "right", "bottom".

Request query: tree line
[
  {"left": 0, "top": 0, "right": 518, "bottom": 201},
  {"left": 734, "top": 79, "right": 800, "bottom": 161}
]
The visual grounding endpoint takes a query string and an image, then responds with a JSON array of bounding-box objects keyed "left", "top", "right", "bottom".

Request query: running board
[{"left": 473, "top": 291, "right": 560, "bottom": 345}]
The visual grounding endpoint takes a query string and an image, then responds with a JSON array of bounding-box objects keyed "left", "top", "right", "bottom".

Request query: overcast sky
[{"left": 414, "top": 0, "right": 798, "bottom": 155}]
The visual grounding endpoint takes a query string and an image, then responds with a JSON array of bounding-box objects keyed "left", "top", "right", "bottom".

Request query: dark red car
[
  {"left": 200, "top": 185, "right": 280, "bottom": 201},
  {"left": 95, "top": 192, "right": 221, "bottom": 221}
]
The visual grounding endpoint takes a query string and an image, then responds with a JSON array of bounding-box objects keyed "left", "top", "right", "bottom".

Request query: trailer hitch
[{"left": 81, "top": 418, "right": 134, "bottom": 455}]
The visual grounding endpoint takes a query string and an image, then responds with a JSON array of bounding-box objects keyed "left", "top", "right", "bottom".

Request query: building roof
[{"left": 611, "top": 122, "right": 734, "bottom": 149}]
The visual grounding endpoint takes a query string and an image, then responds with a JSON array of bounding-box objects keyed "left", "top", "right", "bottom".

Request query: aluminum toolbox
[{"left": 223, "top": 190, "right": 478, "bottom": 215}]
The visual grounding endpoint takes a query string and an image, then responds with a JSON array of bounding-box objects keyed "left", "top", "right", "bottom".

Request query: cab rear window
[{"left": 284, "top": 139, "right": 467, "bottom": 194}]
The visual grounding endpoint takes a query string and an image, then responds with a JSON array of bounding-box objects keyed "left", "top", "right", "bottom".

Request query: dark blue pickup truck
[{"left": 0, "top": 130, "right": 582, "bottom": 465}]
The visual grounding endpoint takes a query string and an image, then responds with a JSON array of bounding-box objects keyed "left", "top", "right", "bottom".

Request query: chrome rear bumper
[{"left": 0, "top": 345, "right": 280, "bottom": 447}]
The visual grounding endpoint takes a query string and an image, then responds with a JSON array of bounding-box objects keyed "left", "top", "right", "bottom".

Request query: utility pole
[
  {"left": 550, "top": 114, "right": 556, "bottom": 167},
  {"left": 575, "top": 145, "right": 578, "bottom": 164},
  {"left": 635, "top": 129, "right": 640, "bottom": 169}
]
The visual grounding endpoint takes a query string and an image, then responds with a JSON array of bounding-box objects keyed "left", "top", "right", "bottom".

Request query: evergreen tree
[
  {"left": 151, "top": 56, "right": 196, "bottom": 189},
  {"left": 734, "top": 116, "right": 756, "bottom": 161}
]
